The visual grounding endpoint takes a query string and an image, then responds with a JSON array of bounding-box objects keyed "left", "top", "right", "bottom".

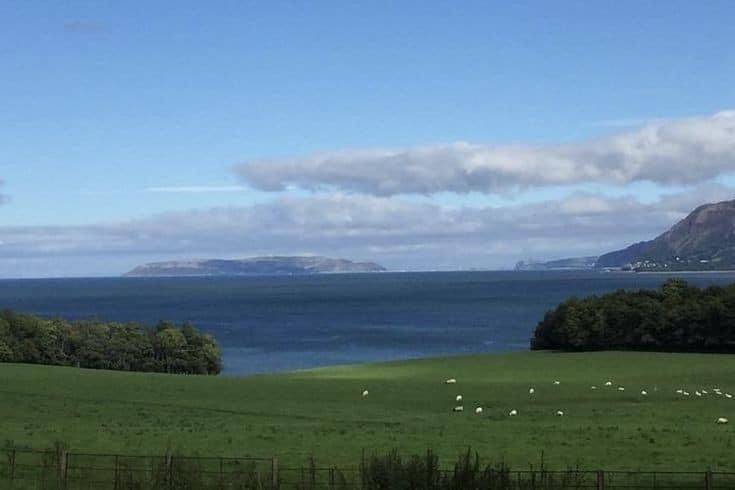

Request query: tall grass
[
  {"left": 0, "top": 442, "right": 598, "bottom": 489},
  {"left": 360, "top": 448, "right": 589, "bottom": 490}
]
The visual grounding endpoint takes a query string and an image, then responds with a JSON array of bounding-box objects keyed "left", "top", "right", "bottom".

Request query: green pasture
[{"left": 2, "top": 351, "right": 735, "bottom": 470}]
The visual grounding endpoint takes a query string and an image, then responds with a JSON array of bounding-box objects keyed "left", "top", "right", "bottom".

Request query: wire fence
[{"left": 2, "top": 447, "right": 735, "bottom": 489}]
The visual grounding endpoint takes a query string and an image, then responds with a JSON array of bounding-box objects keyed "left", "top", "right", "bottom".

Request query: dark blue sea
[{"left": 2, "top": 271, "right": 735, "bottom": 375}]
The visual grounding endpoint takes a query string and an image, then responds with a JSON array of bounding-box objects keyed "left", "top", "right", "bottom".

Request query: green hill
[
  {"left": 2, "top": 351, "right": 735, "bottom": 470},
  {"left": 596, "top": 199, "right": 735, "bottom": 270}
]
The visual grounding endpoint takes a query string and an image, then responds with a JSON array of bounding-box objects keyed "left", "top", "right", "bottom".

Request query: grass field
[{"left": 2, "top": 351, "right": 735, "bottom": 471}]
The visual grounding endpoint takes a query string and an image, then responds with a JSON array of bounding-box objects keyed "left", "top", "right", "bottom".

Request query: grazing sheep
[
  {"left": 726, "top": 394, "right": 733, "bottom": 399},
  {"left": 617, "top": 387, "right": 625, "bottom": 391},
  {"left": 475, "top": 407, "right": 483, "bottom": 414},
  {"left": 717, "top": 417, "right": 729, "bottom": 424},
  {"left": 553, "top": 380, "right": 561, "bottom": 385},
  {"left": 683, "top": 391, "right": 690, "bottom": 396},
  {"left": 445, "top": 378, "right": 457, "bottom": 384},
  {"left": 702, "top": 389, "right": 709, "bottom": 394},
  {"left": 362, "top": 390, "right": 369, "bottom": 397},
  {"left": 529, "top": 388, "right": 535, "bottom": 395},
  {"left": 675, "top": 389, "right": 683, "bottom": 394},
  {"left": 453, "top": 406, "right": 464, "bottom": 412},
  {"left": 455, "top": 395, "right": 463, "bottom": 402},
  {"left": 509, "top": 409, "right": 518, "bottom": 416},
  {"left": 605, "top": 381, "right": 613, "bottom": 386},
  {"left": 591, "top": 386, "right": 597, "bottom": 390},
  {"left": 556, "top": 410, "right": 564, "bottom": 416},
  {"left": 640, "top": 390, "right": 647, "bottom": 396},
  {"left": 696, "top": 391, "right": 702, "bottom": 397},
  {"left": 716, "top": 391, "right": 723, "bottom": 396}
]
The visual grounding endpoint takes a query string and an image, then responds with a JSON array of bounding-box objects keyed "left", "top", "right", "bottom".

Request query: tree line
[
  {"left": 0, "top": 309, "right": 222, "bottom": 374},
  {"left": 531, "top": 279, "right": 735, "bottom": 352}
]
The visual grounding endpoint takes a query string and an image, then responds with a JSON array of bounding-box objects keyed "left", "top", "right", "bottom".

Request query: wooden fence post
[
  {"left": 9, "top": 448, "right": 16, "bottom": 487},
  {"left": 59, "top": 450, "right": 69, "bottom": 482},
  {"left": 113, "top": 454, "right": 119, "bottom": 490},
  {"left": 271, "top": 457, "right": 278, "bottom": 489},
  {"left": 596, "top": 470, "right": 605, "bottom": 490},
  {"left": 704, "top": 470, "right": 712, "bottom": 490},
  {"left": 167, "top": 454, "right": 173, "bottom": 490}
]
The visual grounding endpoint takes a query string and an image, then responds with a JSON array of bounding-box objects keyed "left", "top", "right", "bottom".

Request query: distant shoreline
[
  {"left": 6, "top": 268, "right": 735, "bottom": 281},
  {"left": 636, "top": 270, "right": 735, "bottom": 274}
]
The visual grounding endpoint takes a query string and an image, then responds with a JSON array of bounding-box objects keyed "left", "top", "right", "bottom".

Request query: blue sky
[{"left": 1, "top": 1, "right": 735, "bottom": 277}]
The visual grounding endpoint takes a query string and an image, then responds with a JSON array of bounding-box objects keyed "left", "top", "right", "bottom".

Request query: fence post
[
  {"left": 272, "top": 457, "right": 278, "bottom": 489},
  {"left": 9, "top": 448, "right": 16, "bottom": 487},
  {"left": 60, "top": 450, "right": 69, "bottom": 483},
  {"left": 704, "top": 470, "right": 712, "bottom": 490},
  {"left": 360, "top": 449, "right": 365, "bottom": 490},
  {"left": 113, "top": 454, "right": 119, "bottom": 490},
  {"left": 596, "top": 470, "right": 605, "bottom": 490},
  {"left": 167, "top": 454, "right": 174, "bottom": 490}
]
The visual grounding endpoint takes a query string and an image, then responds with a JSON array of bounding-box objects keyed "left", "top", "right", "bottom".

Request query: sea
[{"left": 2, "top": 271, "right": 735, "bottom": 375}]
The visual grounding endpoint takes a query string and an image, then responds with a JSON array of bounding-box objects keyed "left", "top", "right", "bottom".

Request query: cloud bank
[
  {"left": 145, "top": 185, "right": 248, "bottom": 193},
  {"left": 236, "top": 111, "right": 735, "bottom": 195},
  {"left": 2, "top": 185, "right": 731, "bottom": 277}
]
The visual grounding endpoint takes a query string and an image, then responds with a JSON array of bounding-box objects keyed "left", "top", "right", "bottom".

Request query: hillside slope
[
  {"left": 595, "top": 199, "right": 735, "bottom": 270},
  {"left": 3, "top": 352, "right": 735, "bottom": 470}
]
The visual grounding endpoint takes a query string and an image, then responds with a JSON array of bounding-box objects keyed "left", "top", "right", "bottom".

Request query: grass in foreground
[{"left": 2, "top": 351, "right": 735, "bottom": 470}]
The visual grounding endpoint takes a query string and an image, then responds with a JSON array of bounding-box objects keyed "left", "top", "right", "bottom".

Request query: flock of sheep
[
  {"left": 444, "top": 378, "right": 569, "bottom": 418},
  {"left": 360, "top": 377, "right": 731, "bottom": 425}
]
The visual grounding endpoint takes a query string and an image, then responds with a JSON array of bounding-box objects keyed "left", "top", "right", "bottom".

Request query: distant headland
[
  {"left": 124, "top": 256, "right": 387, "bottom": 277},
  {"left": 516, "top": 198, "right": 735, "bottom": 272}
]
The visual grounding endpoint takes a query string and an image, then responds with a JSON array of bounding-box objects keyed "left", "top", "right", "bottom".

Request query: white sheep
[
  {"left": 717, "top": 417, "right": 729, "bottom": 424},
  {"left": 475, "top": 407, "right": 483, "bottom": 414},
  {"left": 453, "top": 406, "right": 464, "bottom": 412},
  {"left": 696, "top": 391, "right": 702, "bottom": 397},
  {"left": 455, "top": 394, "right": 463, "bottom": 402},
  {"left": 716, "top": 391, "right": 723, "bottom": 396},
  {"left": 702, "top": 389, "right": 709, "bottom": 394},
  {"left": 445, "top": 378, "right": 457, "bottom": 384},
  {"left": 529, "top": 388, "right": 535, "bottom": 395},
  {"left": 605, "top": 381, "right": 613, "bottom": 386},
  {"left": 509, "top": 409, "right": 518, "bottom": 416},
  {"left": 591, "top": 386, "right": 597, "bottom": 390},
  {"left": 640, "top": 390, "right": 647, "bottom": 396},
  {"left": 617, "top": 387, "right": 625, "bottom": 391},
  {"left": 553, "top": 380, "right": 561, "bottom": 385},
  {"left": 726, "top": 394, "right": 733, "bottom": 399},
  {"left": 675, "top": 389, "right": 683, "bottom": 394},
  {"left": 362, "top": 390, "right": 369, "bottom": 397},
  {"left": 683, "top": 391, "right": 690, "bottom": 396},
  {"left": 556, "top": 410, "right": 564, "bottom": 416}
]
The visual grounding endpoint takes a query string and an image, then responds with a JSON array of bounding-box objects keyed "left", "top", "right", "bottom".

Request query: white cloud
[
  {"left": 3, "top": 186, "right": 731, "bottom": 277},
  {"left": 144, "top": 185, "right": 248, "bottom": 193},
  {"left": 236, "top": 111, "right": 735, "bottom": 196},
  {"left": 591, "top": 117, "right": 663, "bottom": 128}
]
